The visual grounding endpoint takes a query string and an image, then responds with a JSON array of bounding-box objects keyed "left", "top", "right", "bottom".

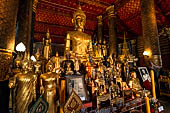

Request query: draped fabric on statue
[{"left": 15, "top": 74, "right": 36, "bottom": 113}]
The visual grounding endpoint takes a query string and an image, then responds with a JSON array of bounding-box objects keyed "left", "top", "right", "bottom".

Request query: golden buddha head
[
  {"left": 46, "top": 61, "right": 54, "bottom": 72},
  {"left": 72, "top": 5, "right": 86, "bottom": 31},
  {"left": 21, "top": 58, "right": 29, "bottom": 72},
  {"left": 131, "top": 71, "right": 137, "bottom": 78},
  {"left": 35, "top": 48, "right": 40, "bottom": 60}
]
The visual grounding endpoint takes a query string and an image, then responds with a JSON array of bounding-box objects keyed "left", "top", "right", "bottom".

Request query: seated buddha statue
[
  {"left": 65, "top": 5, "right": 93, "bottom": 62},
  {"left": 42, "top": 29, "right": 51, "bottom": 61},
  {"left": 129, "top": 71, "right": 142, "bottom": 91},
  {"left": 61, "top": 51, "right": 74, "bottom": 76}
]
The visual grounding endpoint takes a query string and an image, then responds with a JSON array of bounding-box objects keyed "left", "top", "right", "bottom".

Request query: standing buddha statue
[
  {"left": 51, "top": 51, "right": 60, "bottom": 73},
  {"left": 43, "top": 29, "right": 51, "bottom": 60},
  {"left": 40, "top": 61, "right": 58, "bottom": 113},
  {"left": 65, "top": 5, "right": 93, "bottom": 62},
  {"left": 74, "top": 53, "right": 80, "bottom": 74},
  {"left": 34, "top": 48, "right": 42, "bottom": 76},
  {"left": 102, "top": 40, "right": 107, "bottom": 57},
  {"left": 9, "top": 57, "right": 37, "bottom": 113}
]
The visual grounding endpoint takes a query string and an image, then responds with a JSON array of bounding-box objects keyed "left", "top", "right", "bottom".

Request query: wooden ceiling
[{"left": 34, "top": 0, "right": 170, "bottom": 44}]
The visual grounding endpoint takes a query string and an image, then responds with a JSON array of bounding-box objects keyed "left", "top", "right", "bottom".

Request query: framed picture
[
  {"left": 138, "top": 67, "right": 151, "bottom": 82},
  {"left": 65, "top": 75, "right": 88, "bottom": 101}
]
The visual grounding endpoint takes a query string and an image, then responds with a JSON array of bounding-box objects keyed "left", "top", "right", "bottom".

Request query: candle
[
  {"left": 151, "top": 70, "right": 156, "bottom": 99},
  {"left": 60, "top": 79, "right": 66, "bottom": 113},
  {"left": 145, "top": 96, "right": 151, "bottom": 113},
  {"left": 60, "top": 79, "right": 66, "bottom": 103}
]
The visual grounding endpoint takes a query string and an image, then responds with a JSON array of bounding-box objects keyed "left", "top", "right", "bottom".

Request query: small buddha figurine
[
  {"left": 102, "top": 40, "right": 107, "bottom": 57},
  {"left": 74, "top": 53, "right": 80, "bottom": 74},
  {"left": 43, "top": 29, "right": 51, "bottom": 60},
  {"left": 34, "top": 48, "right": 42, "bottom": 76},
  {"left": 61, "top": 51, "right": 74, "bottom": 75},
  {"left": 12, "top": 54, "right": 22, "bottom": 75},
  {"left": 93, "top": 41, "right": 99, "bottom": 58},
  {"left": 65, "top": 4, "right": 93, "bottom": 62},
  {"left": 109, "top": 82, "right": 119, "bottom": 99},
  {"left": 128, "top": 71, "right": 143, "bottom": 91},
  {"left": 40, "top": 61, "right": 58, "bottom": 113},
  {"left": 108, "top": 54, "right": 114, "bottom": 67},
  {"left": 9, "top": 57, "right": 37, "bottom": 113},
  {"left": 51, "top": 52, "right": 60, "bottom": 73}
]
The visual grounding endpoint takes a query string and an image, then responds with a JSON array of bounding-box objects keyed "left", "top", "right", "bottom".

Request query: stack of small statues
[
  {"left": 8, "top": 5, "right": 150, "bottom": 113},
  {"left": 8, "top": 47, "right": 150, "bottom": 113}
]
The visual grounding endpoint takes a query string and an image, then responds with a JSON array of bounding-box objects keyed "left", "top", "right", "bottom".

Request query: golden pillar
[
  {"left": 106, "top": 5, "right": 117, "bottom": 56},
  {"left": 0, "top": 0, "right": 18, "bottom": 112},
  {"left": 141, "top": 0, "right": 162, "bottom": 66}
]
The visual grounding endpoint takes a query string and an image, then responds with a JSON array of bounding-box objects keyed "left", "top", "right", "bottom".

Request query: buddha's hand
[{"left": 9, "top": 77, "right": 15, "bottom": 88}]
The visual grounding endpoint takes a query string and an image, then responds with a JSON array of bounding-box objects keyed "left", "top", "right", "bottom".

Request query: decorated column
[
  {"left": 15, "top": 0, "right": 34, "bottom": 57},
  {"left": 97, "top": 15, "right": 103, "bottom": 57},
  {"left": 0, "top": 0, "right": 18, "bottom": 112},
  {"left": 106, "top": 5, "right": 117, "bottom": 56},
  {"left": 140, "top": 0, "right": 162, "bottom": 66}
]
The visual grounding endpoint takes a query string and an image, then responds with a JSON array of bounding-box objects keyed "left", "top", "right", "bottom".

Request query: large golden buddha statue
[{"left": 65, "top": 5, "right": 93, "bottom": 61}]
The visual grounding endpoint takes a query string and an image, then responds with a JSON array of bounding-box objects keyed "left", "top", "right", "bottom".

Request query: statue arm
[
  {"left": 40, "top": 76, "right": 44, "bottom": 94},
  {"left": 9, "top": 75, "right": 17, "bottom": 89}
]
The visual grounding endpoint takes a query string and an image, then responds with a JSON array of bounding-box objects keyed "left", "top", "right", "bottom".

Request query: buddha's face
[
  {"left": 131, "top": 72, "right": 136, "bottom": 78},
  {"left": 74, "top": 15, "right": 85, "bottom": 31},
  {"left": 47, "top": 64, "right": 53, "bottom": 72}
]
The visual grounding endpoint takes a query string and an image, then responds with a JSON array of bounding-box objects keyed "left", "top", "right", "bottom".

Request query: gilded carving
[{"left": 64, "top": 89, "right": 82, "bottom": 113}]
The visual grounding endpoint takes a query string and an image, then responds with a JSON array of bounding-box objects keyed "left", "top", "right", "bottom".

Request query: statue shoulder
[
  {"left": 17, "top": 73, "right": 32, "bottom": 81},
  {"left": 84, "top": 33, "right": 91, "bottom": 39},
  {"left": 40, "top": 72, "right": 56, "bottom": 80},
  {"left": 67, "top": 31, "right": 76, "bottom": 37}
]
